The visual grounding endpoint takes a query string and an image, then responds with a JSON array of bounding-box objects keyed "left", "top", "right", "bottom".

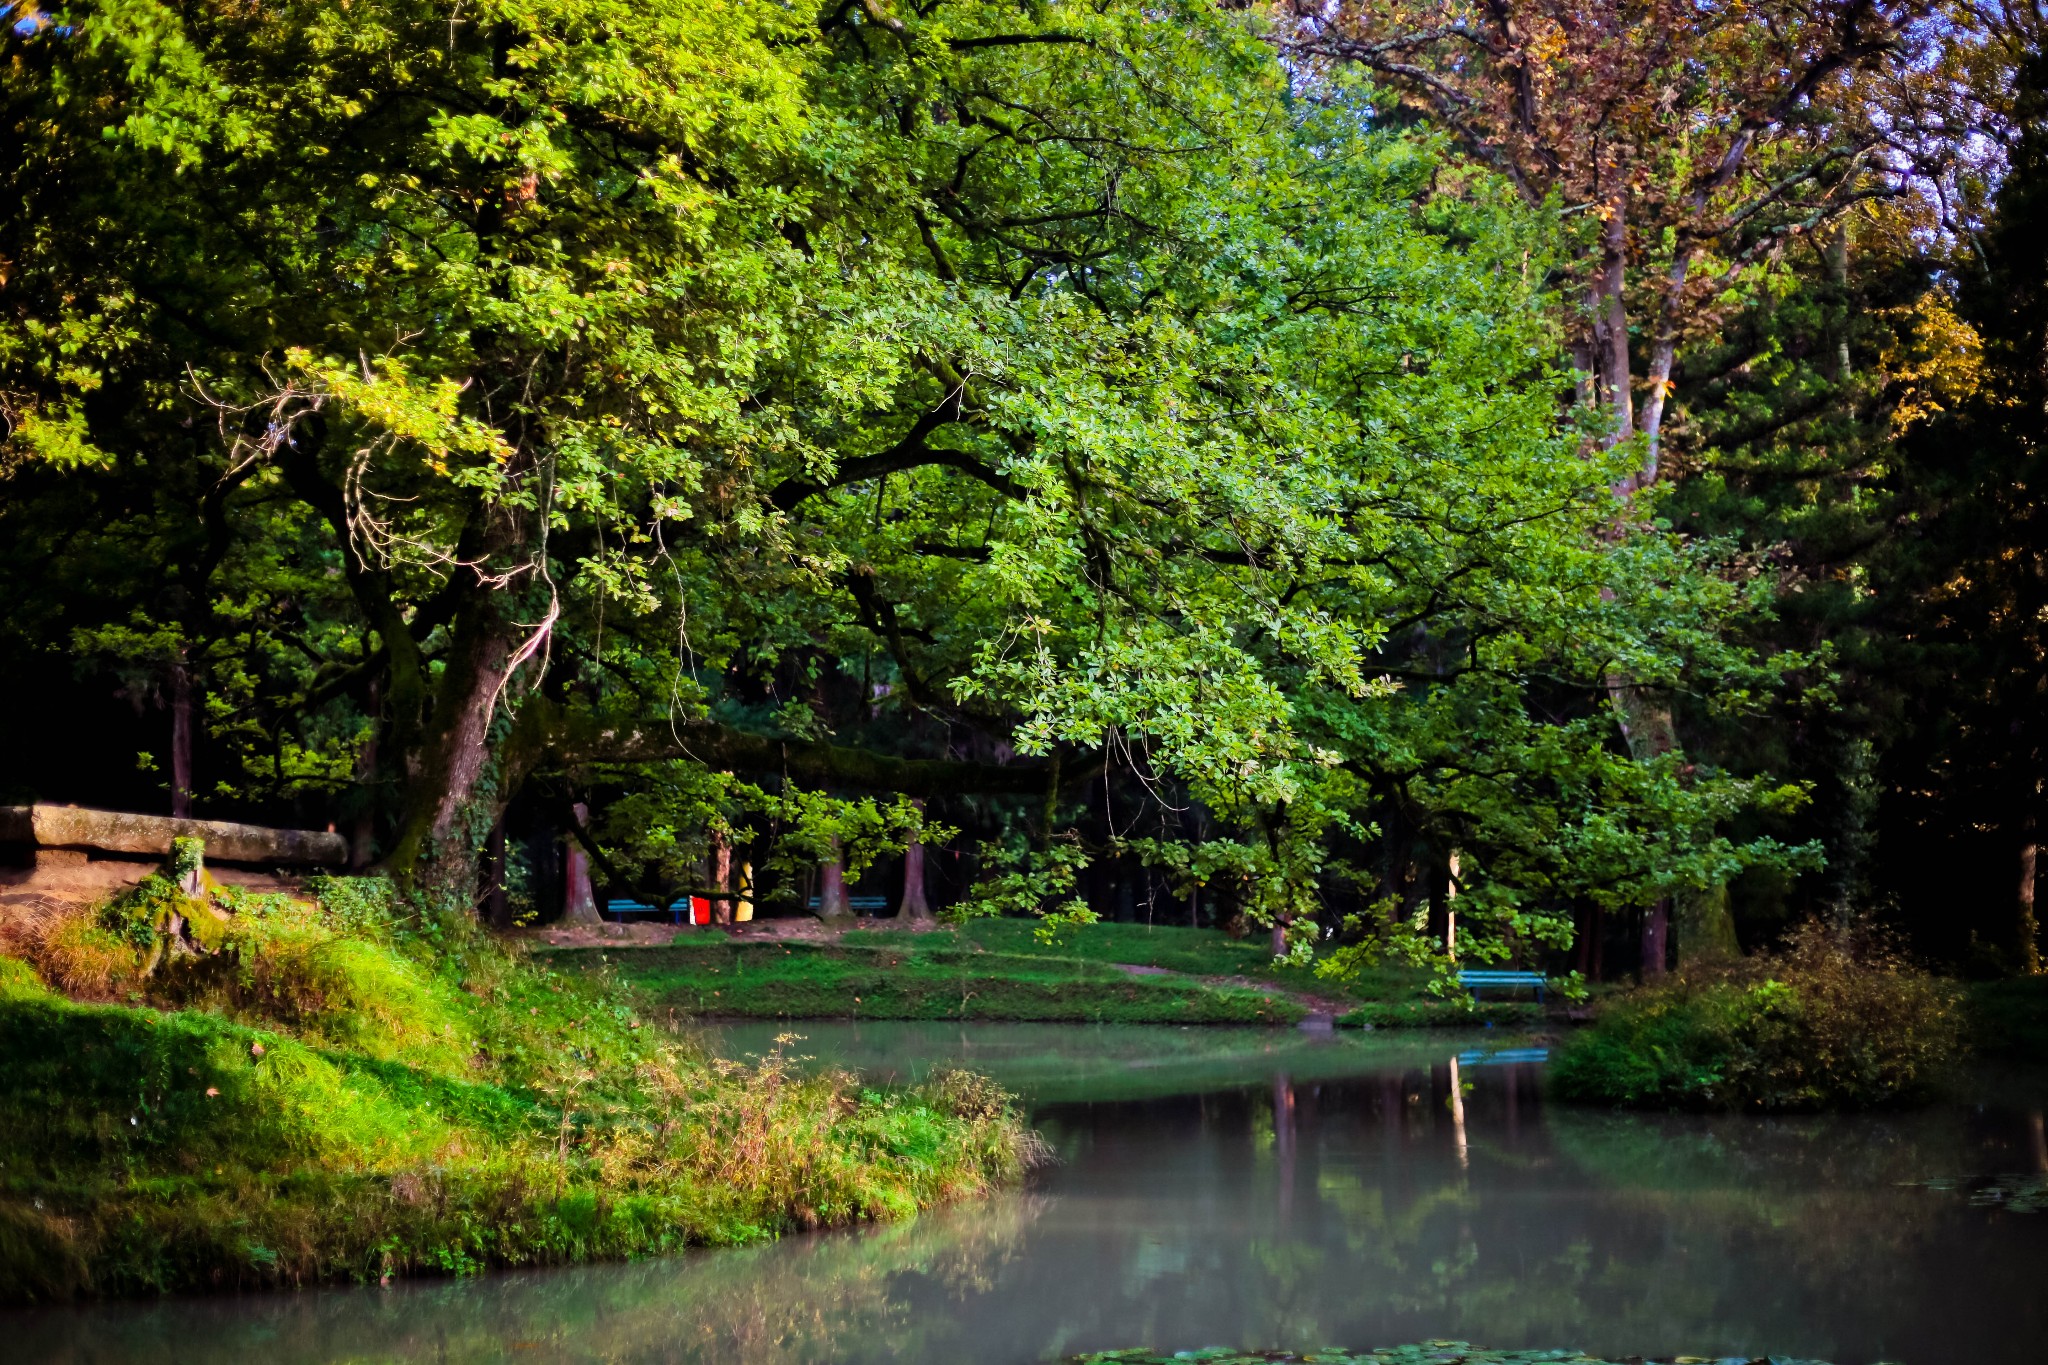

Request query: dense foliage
[
  {"left": 0, "top": 0, "right": 1819, "bottom": 978},
  {"left": 0, "top": 0, "right": 2040, "bottom": 984}
]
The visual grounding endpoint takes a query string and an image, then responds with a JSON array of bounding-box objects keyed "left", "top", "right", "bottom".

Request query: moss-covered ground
[
  {"left": 554, "top": 918, "right": 1552, "bottom": 1028},
  {"left": 0, "top": 874, "right": 1039, "bottom": 1303}
]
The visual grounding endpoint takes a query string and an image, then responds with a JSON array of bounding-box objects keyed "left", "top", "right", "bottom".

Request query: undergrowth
[
  {"left": 0, "top": 869, "right": 1041, "bottom": 1302},
  {"left": 1549, "top": 920, "right": 1962, "bottom": 1111}
]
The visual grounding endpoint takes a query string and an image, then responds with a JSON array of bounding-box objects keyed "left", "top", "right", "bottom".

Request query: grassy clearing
[
  {"left": 935, "top": 918, "right": 1439, "bottom": 1002},
  {"left": 0, "top": 871, "right": 1039, "bottom": 1303},
  {"left": 560, "top": 935, "right": 1308, "bottom": 1025}
]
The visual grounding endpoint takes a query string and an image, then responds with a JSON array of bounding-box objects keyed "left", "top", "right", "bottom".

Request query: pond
[{"left": 11, "top": 1021, "right": 2047, "bottom": 1365}]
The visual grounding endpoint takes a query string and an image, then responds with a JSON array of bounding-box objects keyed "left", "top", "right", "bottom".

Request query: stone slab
[{"left": 0, "top": 805, "right": 347, "bottom": 866}]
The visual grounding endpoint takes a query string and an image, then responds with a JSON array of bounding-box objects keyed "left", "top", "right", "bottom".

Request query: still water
[{"left": 12, "top": 1021, "right": 2048, "bottom": 1365}]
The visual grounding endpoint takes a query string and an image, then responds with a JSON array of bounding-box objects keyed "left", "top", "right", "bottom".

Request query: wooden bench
[{"left": 1457, "top": 969, "right": 1549, "bottom": 1004}]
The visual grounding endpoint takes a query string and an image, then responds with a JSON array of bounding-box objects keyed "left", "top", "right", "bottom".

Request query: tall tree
[
  {"left": 1276, "top": 0, "right": 1920, "bottom": 963},
  {"left": 2, "top": 0, "right": 1807, "bottom": 966}
]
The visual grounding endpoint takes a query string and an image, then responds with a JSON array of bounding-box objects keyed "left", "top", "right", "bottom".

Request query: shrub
[{"left": 1550, "top": 919, "right": 1962, "bottom": 1111}]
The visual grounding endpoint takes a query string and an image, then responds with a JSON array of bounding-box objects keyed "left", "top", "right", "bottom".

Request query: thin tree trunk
[
  {"left": 483, "top": 820, "right": 509, "bottom": 929},
  {"left": 817, "top": 841, "right": 853, "bottom": 920},
  {"left": 710, "top": 826, "right": 733, "bottom": 926},
  {"left": 1594, "top": 192, "right": 1634, "bottom": 447},
  {"left": 2020, "top": 807, "right": 2040, "bottom": 976},
  {"left": 351, "top": 676, "right": 381, "bottom": 869},
  {"left": 561, "top": 801, "right": 601, "bottom": 925},
  {"left": 169, "top": 655, "right": 194, "bottom": 819},
  {"left": 899, "top": 801, "right": 933, "bottom": 921},
  {"left": 1637, "top": 246, "right": 1695, "bottom": 487},
  {"left": 1642, "top": 899, "right": 1669, "bottom": 981}
]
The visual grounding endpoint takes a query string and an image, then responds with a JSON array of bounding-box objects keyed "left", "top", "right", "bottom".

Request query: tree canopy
[{"left": 7, "top": 0, "right": 2034, "bottom": 977}]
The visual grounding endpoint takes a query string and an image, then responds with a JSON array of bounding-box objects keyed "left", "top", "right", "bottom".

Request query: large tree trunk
[
  {"left": 817, "top": 841, "right": 853, "bottom": 921},
  {"left": 561, "top": 801, "right": 601, "bottom": 926},
  {"left": 381, "top": 597, "right": 523, "bottom": 889},
  {"left": 899, "top": 800, "right": 934, "bottom": 921}
]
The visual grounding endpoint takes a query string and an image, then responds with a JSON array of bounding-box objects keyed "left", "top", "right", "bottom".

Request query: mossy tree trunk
[{"left": 817, "top": 842, "right": 852, "bottom": 921}]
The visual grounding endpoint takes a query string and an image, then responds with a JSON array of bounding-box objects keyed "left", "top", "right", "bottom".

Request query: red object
[{"left": 691, "top": 896, "right": 711, "bottom": 926}]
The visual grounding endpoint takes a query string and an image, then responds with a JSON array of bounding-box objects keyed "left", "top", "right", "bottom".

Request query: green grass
[
  {"left": 926, "top": 918, "right": 1437, "bottom": 1002},
  {"left": 558, "top": 936, "right": 1308, "bottom": 1026},
  {"left": 0, "top": 879, "right": 1039, "bottom": 1303},
  {"left": 557, "top": 920, "right": 1521, "bottom": 1028}
]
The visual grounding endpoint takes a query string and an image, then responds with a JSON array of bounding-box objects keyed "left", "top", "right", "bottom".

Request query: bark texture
[
  {"left": 561, "top": 801, "right": 601, "bottom": 925},
  {"left": 898, "top": 801, "right": 934, "bottom": 921},
  {"left": 817, "top": 844, "right": 853, "bottom": 921}
]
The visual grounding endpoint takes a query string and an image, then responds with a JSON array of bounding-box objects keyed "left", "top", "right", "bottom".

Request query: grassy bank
[
  {"left": 554, "top": 920, "right": 1564, "bottom": 1028},
  {"left": 558, "top": 934, "right": 1309, "bottom": 1025},
  {"left": 0, "top": 871, "right": 1038, "bottom": 1303}
]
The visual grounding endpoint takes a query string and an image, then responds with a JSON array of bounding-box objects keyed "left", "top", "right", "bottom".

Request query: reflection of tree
[
  {"left": 16, "top": 1196, "right": 1047, "bottom": 1365},
  {"left": 20, "top": 1058, "right": 2046, "bottom": 1365}
]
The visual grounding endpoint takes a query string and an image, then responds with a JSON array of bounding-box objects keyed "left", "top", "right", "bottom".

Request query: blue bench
[
  {"left": 606, "top": 897, "right": 678, "bottom": 923},
  {"left": 806, "top": 895, "right": 892, "bottom": 914},
  {"left": 1457, "top": 969, "right": 1549, "bottom": 1004}
]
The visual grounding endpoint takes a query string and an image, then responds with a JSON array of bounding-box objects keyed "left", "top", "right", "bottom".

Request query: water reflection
[{"left": 9, "top": 1023, "right": 2047, "bottom": 1365}]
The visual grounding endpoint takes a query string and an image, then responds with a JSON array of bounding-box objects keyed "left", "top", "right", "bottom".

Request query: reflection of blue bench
[
  {"left": 1458, "top": 970, "right": 1549, "bottom": 1003},
  {"left": 1457, "top": 1048, "right": 1551, "bottom": 1067},
  {"left": 806, "top": 896, "right": 892, "bottom": 914}
]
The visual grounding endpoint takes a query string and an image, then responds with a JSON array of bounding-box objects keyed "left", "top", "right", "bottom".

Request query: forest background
[{"left": 1, "top": 0, "right": 2043, "bottom": 987}]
